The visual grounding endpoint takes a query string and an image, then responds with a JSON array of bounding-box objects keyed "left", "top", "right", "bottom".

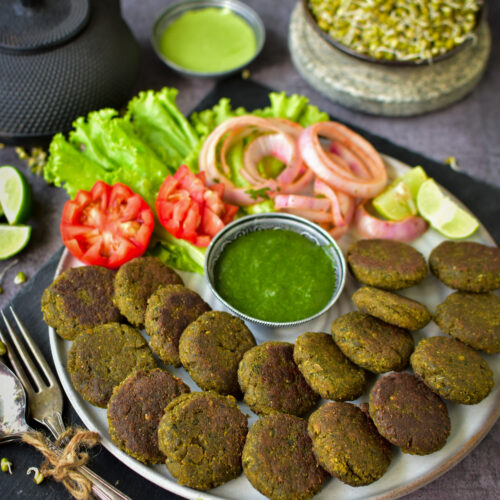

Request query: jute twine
[{"left": 22, "top": 427, "right": 100, "bottom": 500}]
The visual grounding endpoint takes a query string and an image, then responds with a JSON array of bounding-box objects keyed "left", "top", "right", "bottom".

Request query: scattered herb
[
  {"left": 27, "top": 466, "right": 44, "bottom": 484},
  {"left": 245, "top": 187, "right": 271, "bottom": 200},
  {"left": 241, "top": 69, "right": 251, "bottom": 79},
  {"left": 1, "top": 458, "right": 12, "bottom": 474},
  {"left": 0, "top": 341, "right": 6, "bottom": 356}
]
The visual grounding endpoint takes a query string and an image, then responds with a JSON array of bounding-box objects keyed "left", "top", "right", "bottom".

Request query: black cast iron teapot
[{"left": 0, "top": 0, "right": 140, "bottom": 144}]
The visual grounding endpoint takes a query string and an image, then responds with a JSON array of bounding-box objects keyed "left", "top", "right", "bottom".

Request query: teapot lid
[{"left": 0, "top": 0, "right": 90, "bottom": 52}]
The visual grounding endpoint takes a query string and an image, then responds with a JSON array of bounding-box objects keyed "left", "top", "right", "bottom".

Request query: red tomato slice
[
  {"left": 156, "top": 165, "right": 238, "bottom": 247},
  {"left": 60, "top": 181, "right": 154, "bottom": 268}
]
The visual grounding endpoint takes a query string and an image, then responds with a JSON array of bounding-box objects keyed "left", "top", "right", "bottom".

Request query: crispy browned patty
[
  {"left": 107, "top": 368, "right": 190, "bottom": 463},
  {"left": 308, "top": 402, "right": 392, "bottom": 486},
  {"left": 238, "top": 341, "right": 319, "bottom": 416},
  {"left": 179, "top": 311, "right": 256, "bottom": 396},
  {"left": 410, "top": 336, "right": 494, "bottom": 405},
  {"left": 429, "top": 241, "right": 500, "bottom": 292},
  {"left": 331, "top": 311, "right": 414, "bottom": 373},
  {"left": 352, "top": 286, "right": 431, "bottom": 330},
  {"left": 293, "top": 332, "right": 366, "bottom": 401},
  {"left": 68, "top": 322, "right": 155, "bottom": 408},
  {"left": 42, "top": 266, "right": 121, "bottom": 340},
  {"left": 369, "top": 372, "right": 450, "bottom": 455},
  {"left": 114, "top": 256, "right": 183, "bottom": 326},
  {"left": 243, "top": 413, "right": 328, "bottom": 500},
  {"left": 434, "top": 291, "right": 500, "bottom": 354},
  {"left": 347, "top": 239, "right": 427, "bottom": 290},
  {"left": 158, "top": 392, "right": 248, "bottom": 490},
  {"left": 146, "top": 284, "right": 210, "bottom": 366}
]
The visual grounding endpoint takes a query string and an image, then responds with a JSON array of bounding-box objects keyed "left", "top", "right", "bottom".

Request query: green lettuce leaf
[
  {"left": 148, "top": 228, "right": 205, "bottom": 274},
  {"left": 126, "top": 88, "right": 201, "bottom": 172}
]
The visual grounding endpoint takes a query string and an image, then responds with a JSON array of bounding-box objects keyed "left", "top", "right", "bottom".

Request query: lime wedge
[
  {"left": 0, "top": 166, "right": 33, "bottom": 225},
  {"left": 373, "top": 166, "right": 428, "bottom": 220},
  {"left": 417, "top": 179, "right": 479, "bottom": 239},
  {"left": 0, "top": 225, "right": 31, "bottom": 259}
]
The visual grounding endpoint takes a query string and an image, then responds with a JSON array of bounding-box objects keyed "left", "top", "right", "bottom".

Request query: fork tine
[
  {"left": 1, "top": 310, "right": 46, "bottom": 392},
  {"left": 0, "top": 321, "right": 35, "bottom": 397},
  {"left": 9, "top": 307, "right": 58, "bottom": 387}
]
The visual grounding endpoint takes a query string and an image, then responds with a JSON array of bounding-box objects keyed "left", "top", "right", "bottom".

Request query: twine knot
[{"left": 22, "top": 427, "right": 100, "bottom": 500}]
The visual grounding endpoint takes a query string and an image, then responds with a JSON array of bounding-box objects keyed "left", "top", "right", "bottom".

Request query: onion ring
[
  {"left": 354, "top": 201, "right": 428, "bottom": 242},
  {"left": 298, "top": 122, "right": 387, "bottom": 199}
]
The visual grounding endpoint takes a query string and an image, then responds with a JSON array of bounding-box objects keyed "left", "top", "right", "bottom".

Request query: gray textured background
[{"left": 0, "top": 1, "right": 498, "bottom": 498}]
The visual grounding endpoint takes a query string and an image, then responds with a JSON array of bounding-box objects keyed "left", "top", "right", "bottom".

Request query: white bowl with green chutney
[
  {"left": 151, "top": 0, "right": 265, "bottom": 77},
  {"left": 205, "top": 213, "right": 346, "bottom": 328}
]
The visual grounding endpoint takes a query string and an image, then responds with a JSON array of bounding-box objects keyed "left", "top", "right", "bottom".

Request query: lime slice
[
  {"left": 417, "top": 179, "right": 479, "bottom": 239},
  {"left": 0, "top": 225, "right": 31, "bottom": 260},
  {"left": 0, "top": 166, "right": 33, "bottom": 225},
  {"left": 373, "top": 166, "right": 428, "bottom": 220}
]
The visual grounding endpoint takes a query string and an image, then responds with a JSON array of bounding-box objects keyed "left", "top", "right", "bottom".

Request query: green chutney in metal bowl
[{"left": 205, "top": 213, "right": 346, "bottom": 328}]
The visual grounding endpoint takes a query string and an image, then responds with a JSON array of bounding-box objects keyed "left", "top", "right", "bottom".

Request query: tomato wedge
[
  {"left": 60, "top": 181, "right": 154, "bottom": 268},
  {"left": 156, "top": 165, "right": 238, "bottom": 247}
]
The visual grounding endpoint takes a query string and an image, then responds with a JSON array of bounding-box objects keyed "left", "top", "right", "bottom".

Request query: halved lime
[
  {"left": 417, "top": 179, "right": 479, "bottom": 239},
  {"left": 0, "top": 166, "right": 33, "bottom": 225},
  {"left": 0, "top": 225, "right": 31, "bottom": 259},
  {"left": 373, "top": 166, "right": 428, "bottom": 220}
]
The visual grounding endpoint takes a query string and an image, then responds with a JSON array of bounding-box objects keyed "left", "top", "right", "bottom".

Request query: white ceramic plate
[{"left": 49, "top": 156, "right": 500, "bottom": 500}]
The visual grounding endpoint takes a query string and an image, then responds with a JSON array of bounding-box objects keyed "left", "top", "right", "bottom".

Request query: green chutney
[
  {"left": 213, "top": 229, "right": 336, "bottom": 323},
  {"left": 160, "top": 7, "right": 257, "bottom": 73}
]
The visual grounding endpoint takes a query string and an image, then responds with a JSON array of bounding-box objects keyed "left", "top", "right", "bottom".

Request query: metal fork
[{"left": 0, "top": 307, "right": 132, "bottom": 500}]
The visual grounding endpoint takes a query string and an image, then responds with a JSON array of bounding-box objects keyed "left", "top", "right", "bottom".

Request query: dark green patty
[
  {"left": 68, "top": 322, "right": 155, "bottom": 408},
  {"left": 42, "top": 266, "right": 121, "bottom": 340},
  {"left": 369, "top": 372, "right": 450, "bottom": 455},
  {"left": 331, "top": 311, "right": 414, "bottom": 373},
  {"left": 352, "top": 286, "right": 431, "bottom": 330},
  {"left": 238, "top": 341, "right": 319, "bottom": 416},
  {"left": 347, "top": 239, "right": 427, "bottom": 290},
  {"left": 107, "top": 368, "right": 190, "bottom": 463},
  {"left": 114, "top": 256, "right": 183, "bottom": 327},
  {"left": 308, "top": 402, "right": 392, "bottom": 486},
  {"left": 293, "top": 332, "right": 366, "bottom": 401},
  {"left": 434, "top": 291, "right": 500, "bottom": 354},
  {"left": 411, "top": 336, "right": 494, "bottom": 404},
  {"left": 243, "top": 413, "right": 328, "bottom": 500},
  {"left": 146, "top": 284, "right": 210, "bottom": 367},
  {"left": 179, "top": 311, "right": 256, "bottom": 396},
  {"left": 429, "top": 241, "right": 500, "bottom": 292},
  {"left": 158, "top": 391, "right": 248, "bottom": 490}
]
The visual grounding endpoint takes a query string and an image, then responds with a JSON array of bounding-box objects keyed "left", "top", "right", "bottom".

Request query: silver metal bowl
[
  {"left": 151, "top": 0, "right": 265, "bottom": 78},
  {"left": 204, "top": 213, "right": 346, "bottom": 328}
]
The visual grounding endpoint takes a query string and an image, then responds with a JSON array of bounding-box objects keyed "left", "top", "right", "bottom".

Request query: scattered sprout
[
  {"left": 445, "top": 156, "right": 460, "bottom": 170},
  {"left": 1, "top": 458, "right": 13, "bottom": 474},
  {"left": 0, "top": 259, "right": 18, "bottom": 294},
  {"left": 242, "top": 69, "right": 251, "bottom": 80},
  {"left": 15, "top": 147, "right": 48, "bottom": 176},
  {"left": 14, "top": 271, "right": 27, "bottom": 285},
  {"left": 0, "top": 341, "right": 6, "bottom": 356},
  {"left": 27, "top": 466, "right": 44, "bottom": 484},
  {"left": 308, "top": 0, "right": 482, "bottom": 63}
]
